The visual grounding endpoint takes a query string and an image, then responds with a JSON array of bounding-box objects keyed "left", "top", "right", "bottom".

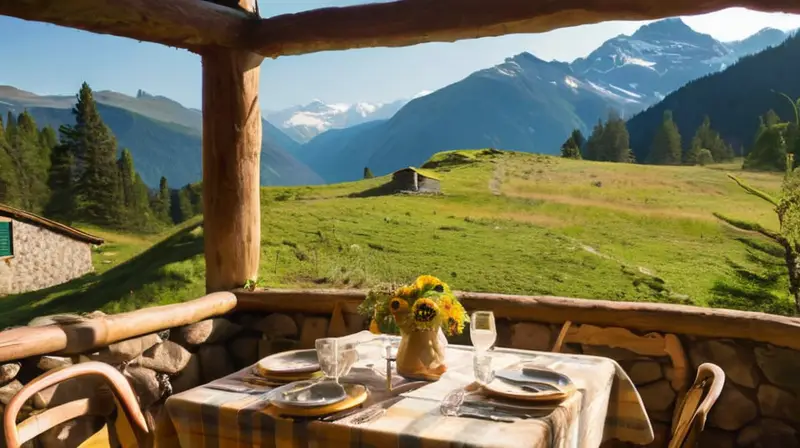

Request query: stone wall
[
  {"left": 0, "top": 309, "right": 360, "bottom": 447},
  {"left": 2, "top": 303, "right": 800, "bottom": 447},
  {"left": 0, "top": 218, "right": 95, "bottom": 295}
]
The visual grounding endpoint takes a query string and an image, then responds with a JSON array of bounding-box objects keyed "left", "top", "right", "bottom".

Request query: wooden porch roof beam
[
  {"left": 0, "top": 0, "right": 252, "bottom": 52},
  {"left": 3, "top": 0, "right": 800, "bottom": 58},
  {"left": 251, "top": 0, "right": 800, "bottom": 57}
]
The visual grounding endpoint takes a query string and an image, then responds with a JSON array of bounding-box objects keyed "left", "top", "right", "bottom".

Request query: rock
[
  {"left": 91, "top": 333, "right": 162, "bottom": 364},
  {"left": 299, "top": 317, "right": 329, "bottom": 349},
  {"left": 175, "top": 318, "right": 242, "bottom": 346},
  {"left": 495, "top": 319, "right": 513, "bottom": 348},
  {"left": 755, "top": 345, "right": 800, "bottom": 394},
  {"left": 637, "top": 380, "right": 675, "bottom": 412},
  {"left": 36, "top": 356, "right": 73, "bottom": 371},
  {"left": 235, "top": 313, "right": 262, "bottom": 330},
  {"left": 171, "top": 355, "right": 201, "bottom": 394},
  {"left": 737, "top": 418, "right": 799, "bottom": 447},
  {"left": 344, "top": 313, "right": 367, "bottom": 335},
  {"left": 259, "top": 338, "right": 300, "bottom": 358},
  {"left": 689, "top": 340, "right": 757, "bottom": 388},
  {"left": 697, "top": 429, "right": 735, "bottom": 448},
  {"left": 27, "top": 314, "right": 86, "bottom": 327},
  {"left": 124, "top": 366, "right": 165, "bottom": 409},
  {"left": 38, "top": 416, "right": 104, "bottom": 448},
  {"left": 757, "top": 384, "right": 800, "bottom": 422},
  {"left": 137, "top": 341, "right": 193, "bottom": 375},
  {"left": 708, "top": 383, "right": 757, "bottom": 431},
  {"left": 0, "top": 363, "right": 21, "bottom": 385},
  {"left": 0, "top": 380, "right": 23, "bottom": 405},
  {"left": 198, "top": 345, "right": 235, "bottom": 383},
  {"left": 580, "top": 345, "right": 639, "bottom": 361},
  {"left": 626, "top": 361, "right": 662, "bottom": 385},
  {"left": 229, "top": 337, "right": 261, "bottom": 369},
  {"left": 255, "top": 313, "right": 299, "bottom": 338},
  {"left": 33, "top": 376, "right": 106, "bottom": 409},
  {"left": 509, "top": 322, "right": 552, "bottom": 351}
]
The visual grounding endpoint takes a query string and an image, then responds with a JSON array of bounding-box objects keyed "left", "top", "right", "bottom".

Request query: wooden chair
[
  {"left": 3, "top": 361, "right": 151, "bottom": 448},
  {"left": 551, "top": 320, "right": 572, "bottom": 352},
  {"left": 668, "top": 362, "right": 725, "bottom": 448}
]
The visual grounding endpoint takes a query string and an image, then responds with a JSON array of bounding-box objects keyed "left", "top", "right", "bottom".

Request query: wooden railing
[{"left": 3, "top": 288, "right": 800, "bottom": 363}]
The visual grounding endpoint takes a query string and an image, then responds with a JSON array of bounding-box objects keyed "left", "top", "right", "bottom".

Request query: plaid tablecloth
[{"left": 164, "top": 342, "right": 653, "bottom": 448}]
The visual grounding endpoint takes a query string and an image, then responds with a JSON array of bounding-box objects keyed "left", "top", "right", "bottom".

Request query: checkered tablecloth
[{"left": 164, "top": 342, "right": 653, "bottom": 448}]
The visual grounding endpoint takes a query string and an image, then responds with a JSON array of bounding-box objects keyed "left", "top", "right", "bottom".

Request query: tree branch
[{"left": 728, "top": 174, "right": 779, "bottom": 207}]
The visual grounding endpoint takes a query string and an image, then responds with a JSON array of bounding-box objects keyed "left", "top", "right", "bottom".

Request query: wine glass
[{"left": 470, "top": 311, "right": 497, "bottom": 352}]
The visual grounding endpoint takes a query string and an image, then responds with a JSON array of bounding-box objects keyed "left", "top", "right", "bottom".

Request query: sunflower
[
  {"left": 411, "top": 298, "right": 441, "bottom": 330},
  {"left": 414, "top": 275, "right": 444, "bottom": 293},
  {"left": 395, "top": 285, "right": 418, "bottom": 299}
]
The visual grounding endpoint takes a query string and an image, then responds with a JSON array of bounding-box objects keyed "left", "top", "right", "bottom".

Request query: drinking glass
[
  {"left": 315, "top": 338, "right": 340, "bottom": 383},
  {"left": 470, "top": 311, "right": 497, "bottom": 352},
  {"left": 473, "top": 351, "right": 496, "bottom": 385}
]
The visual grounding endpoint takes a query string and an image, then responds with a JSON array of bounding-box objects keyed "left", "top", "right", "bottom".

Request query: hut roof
[
  {"left": 0, "top": 203, "right": 105, "bottom": 245},
  {"left": 394, "top": 167, "right": 442, "bottom": 181}
]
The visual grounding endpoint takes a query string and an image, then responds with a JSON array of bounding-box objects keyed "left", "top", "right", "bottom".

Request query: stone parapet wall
[
  {"left": 2, "top": 290, "right": 800, "bottom": 447},
  {"left": 0, "top": 308, "right": 362, "bottom": 447}
]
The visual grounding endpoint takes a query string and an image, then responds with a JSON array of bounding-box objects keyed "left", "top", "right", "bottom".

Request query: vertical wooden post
[{"left": 201, "top": 0, "right": 263, "bottom": 292}]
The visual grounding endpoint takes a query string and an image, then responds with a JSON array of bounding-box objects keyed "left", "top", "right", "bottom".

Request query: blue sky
[{"left": 1, "top": 3, "right": 799, "bottom": 111}]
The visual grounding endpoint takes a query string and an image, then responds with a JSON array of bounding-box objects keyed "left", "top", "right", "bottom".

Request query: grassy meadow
[{"left": 0, "top": 150, "right": 790, "bottom": 327}]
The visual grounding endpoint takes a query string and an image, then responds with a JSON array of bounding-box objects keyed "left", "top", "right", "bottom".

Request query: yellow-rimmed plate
[
  {"left": 482, "top": 367, "right": 575, "bottom": 403},
  {"left": 270, "top": 383, "right": 368, "bottom": 417},
  {"left": 256, "top": 349, "right": 320, "bottom": 375}
]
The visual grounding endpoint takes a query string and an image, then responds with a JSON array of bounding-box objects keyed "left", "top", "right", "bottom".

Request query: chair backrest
[
  {"left": 551, "top": 321, "right": 572, "bottom": 353},
  {"left": 668, "top": 362, "right": 725, "bottom": 448},
  {"left": 3, "top": 361, "right": 151, "bottom": 448}
]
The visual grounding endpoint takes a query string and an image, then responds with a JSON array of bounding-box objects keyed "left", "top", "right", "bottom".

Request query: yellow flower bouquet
[{"left": 358, "top": 275, "right": 469, "bottom": 380}]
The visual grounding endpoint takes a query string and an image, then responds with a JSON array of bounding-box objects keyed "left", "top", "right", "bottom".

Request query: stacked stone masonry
[
  {"left": 1, "top": 309, "right": 798, "bottom": 447},
  {"left": 0, "top": 218, "right": 95, "bottom": 295}
]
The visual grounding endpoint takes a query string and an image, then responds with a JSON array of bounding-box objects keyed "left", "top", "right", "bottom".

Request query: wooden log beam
[
  {"left": 202, "top": 0, "right": 263, "bottom": 292},
  {"left": 0, "top": 0, "right": 252, "bottom": 52},
  {"left": 250, "top": 0, "right": 800, "bottom": 58},
  {"left": 3, "top": 0, "right": 800, "bottom": 59},
  {"left": 234, "top": 289, "right": 800, "bottom": 351},
  {"left": 0, "top": 292, "right": 236, "bottom": 363}
]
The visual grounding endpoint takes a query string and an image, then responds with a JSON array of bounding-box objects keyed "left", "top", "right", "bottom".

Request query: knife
[
  {"left": 455, "top": 411, "right": 515, "bottom": 423},
  {"left": 494, "top": 372, "right": 562, "bottom": 392}
]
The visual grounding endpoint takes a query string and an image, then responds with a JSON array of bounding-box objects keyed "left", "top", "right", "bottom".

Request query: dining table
[{"left": 164, "top": 338, "right": 655, "bottom": 448}]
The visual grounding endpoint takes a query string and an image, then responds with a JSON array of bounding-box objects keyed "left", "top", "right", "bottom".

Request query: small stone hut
[
  {"left": 0, "top": 204, "right": 104, "bottom": 295},
  {"left": 392, "top": 167, "right": 441, "bottom": 193}
]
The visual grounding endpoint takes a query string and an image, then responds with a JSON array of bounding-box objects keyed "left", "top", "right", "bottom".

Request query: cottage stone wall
[{"left": 0, "top": 218, "right": 95, "bottom": 295}]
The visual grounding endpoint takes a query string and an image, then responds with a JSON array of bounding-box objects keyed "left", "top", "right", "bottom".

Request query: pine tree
[
  {"left": 648, "top": 110, "right": 683, "bottom": 165},
  {"left": 60, "top": 82, "right": 123, "bottom": 225},
  {"left": 118, "top": 149, "right": 136, "bottom": 209},
  {"left": 363, "top": 167, "right": 374, "bottom": 179},
  {"left": 44, "top": 143, "right": 76, "bottom": 223},
  {"left": 5, "top": 111, "right": 51, "bottom": 212},
  {"left": 687, "top": 116, "right": 732, "bottom": 164},
  {"left": 150, "top": 176, "right": 171, "bottom": 223},
  {"left": 0, "top": 116, "right": 19, "bottom": 206},
  {"left": 744, "top": 125, "right": 787, "bottom": 171},
  {"left": 600, "top": 110, "right": 631, "bottom": 163},
  {"left": 560, "top": 129, "right": 585, "bottom": 159},
  {"left": 584, "top": 120, "right": 605, "bottom": 161}
]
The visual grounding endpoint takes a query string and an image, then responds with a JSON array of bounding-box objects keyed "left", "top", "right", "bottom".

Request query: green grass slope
[{"left": 0, "top": 150, "right": 789, "bottom": 327}]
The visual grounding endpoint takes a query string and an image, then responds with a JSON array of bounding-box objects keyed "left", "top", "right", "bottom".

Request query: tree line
[
  {"left": 560, "top": 109, "right": 736, "bottom": 167},
  {"left": 0, "top": 82, "right": 201, "bottom": 231}
]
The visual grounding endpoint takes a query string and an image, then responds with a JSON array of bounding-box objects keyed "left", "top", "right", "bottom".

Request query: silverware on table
[
  {"left": 455, "top": 411, "right": 515, "bottom": 423},
  {"left": 326, "top": 396, "right": 403, "bottom": 424},
  {"left": 494, "top": 372, "right": 562, "bottom": 392}
]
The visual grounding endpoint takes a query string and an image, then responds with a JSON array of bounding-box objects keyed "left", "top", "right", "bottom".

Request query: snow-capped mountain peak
[{"left": 264, "top": 97, "right": 412, "bottom": 143}]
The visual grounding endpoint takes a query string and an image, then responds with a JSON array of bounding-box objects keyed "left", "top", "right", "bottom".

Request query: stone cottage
[
  {"left": 0, "top": 204, "right": 103, "bottom": 295},
  {"left": 391, "top": 167, "right": 441, "bottom": 193}
]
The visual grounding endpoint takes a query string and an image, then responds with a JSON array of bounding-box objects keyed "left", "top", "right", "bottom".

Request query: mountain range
[
  {"left": 626, "top": 32, "right": 800, "bottom": 161},
  {"left": 0, "top": 87, "right": 322, "bottom": 188},
  {"left": 263, "top": 93, "right": 431, "bottom": 143},
  {"left": 296, "top": 19, "right": 791, "bottom": 183},
  {"left": 1, "top": 18, "right": 793, "bottom": 188}
]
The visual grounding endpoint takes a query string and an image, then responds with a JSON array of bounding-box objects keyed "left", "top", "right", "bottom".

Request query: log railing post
[{"left": 201, "top": 0, "right": 263, "bottom": 292}]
